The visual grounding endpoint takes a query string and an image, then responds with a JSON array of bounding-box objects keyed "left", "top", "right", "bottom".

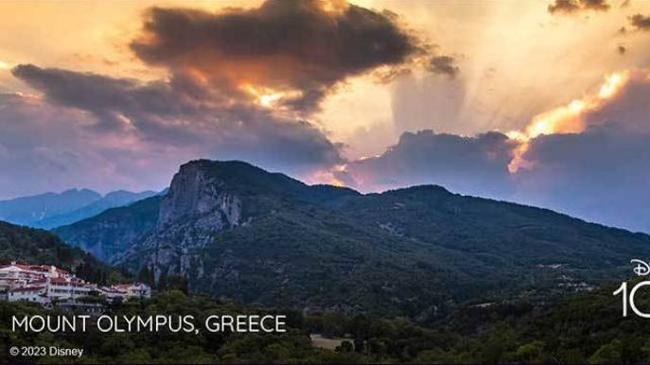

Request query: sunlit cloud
[
  {"left": 507, "top": 70, "right": 630, "bottom": 172},
  {"left": 241, "top": 83, "right": 303, "bottom": 110}
]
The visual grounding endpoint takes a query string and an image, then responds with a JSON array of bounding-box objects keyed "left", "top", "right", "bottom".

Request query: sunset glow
[{"left": 507, "top": 71, "right": 632, "bottom": 173}]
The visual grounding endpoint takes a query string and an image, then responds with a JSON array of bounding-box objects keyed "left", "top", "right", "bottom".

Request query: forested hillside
[
  {"left": 53, "top": 160, "right": 650, "bottom": 319},
  {"left": 0, "top": 220, "right": 124, "bottom": 284}
]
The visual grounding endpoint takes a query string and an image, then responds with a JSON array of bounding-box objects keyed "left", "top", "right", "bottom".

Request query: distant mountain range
[
  {"left": 54, "top": 160, "right": 650, "bottom": 319},
  {"left": 0, "top": 189, "right": 158, "bottom": 229}
]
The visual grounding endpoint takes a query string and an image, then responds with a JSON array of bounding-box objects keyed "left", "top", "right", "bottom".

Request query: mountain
[
  {"left": 0, "top": 220, "right": 118, "bottom": 283},
  {"left": 32, "top": 190, "right": 158, "bottom": 229},
  {"left": 54, "top": 159, "right": 650, "bottom": 318},
  {"left": 54, "top": 195, "right": 162, "bottom": 262},
  {"left": 0, "top": 189, "right": 157, "bottom": 229},
  {"left": 0, "top": 188, "right": 101, "bottom": 226}
]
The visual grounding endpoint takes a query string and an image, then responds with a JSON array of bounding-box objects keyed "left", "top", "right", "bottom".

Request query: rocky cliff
[
  {"left": 158, "top": 161, "right": 242, "bottom": 228},
  {"left": 115, "top": 161, "right": 247, "bottom": 278}
]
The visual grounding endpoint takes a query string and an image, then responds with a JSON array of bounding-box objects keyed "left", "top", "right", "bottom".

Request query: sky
[{"left": 0, "top": 0, "right": 649, "bottom": 232}]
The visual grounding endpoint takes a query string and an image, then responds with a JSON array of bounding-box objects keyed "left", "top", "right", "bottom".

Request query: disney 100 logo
[{"left": 613, "top": 259, "right": 650, "bottom": 318}]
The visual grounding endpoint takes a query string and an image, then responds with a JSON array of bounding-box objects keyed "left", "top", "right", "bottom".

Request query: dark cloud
[
  {"left": 340, "top": 130, "right": 516, "bottom": 199},
  {"left": 521, "top": 70, "right": 650, "bottom": 233},
  {"left": 629, "top": 14, "right": 650, "bottom": 31},
  {"left": 518, "top": 127, "right": 650, "bottom": 232},
  {"left": 9, "top": 64, "right": 343, "bottom": 180},
  {"left": 548, "top": 0, "right": 610, "bottom": 14},
  {"left": 427, "top": 56, "right": 459, "bottom": 78},
  {"left": 130, "top": 1, "right": 423, "bottom": 114},
  {"left": 12, "top": 64, "right": 209, "bottom": 136}
]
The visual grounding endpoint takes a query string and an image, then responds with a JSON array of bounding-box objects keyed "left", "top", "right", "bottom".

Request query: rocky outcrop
[
  {"left": 114, "top": 161, "right": 244, "bottom": 277},
  {"left": 159, "top": 162, "right": 241, "bottom": 228}
]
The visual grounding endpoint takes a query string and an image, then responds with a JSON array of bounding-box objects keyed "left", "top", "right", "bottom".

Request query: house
[
  {"left": 100, "top": 286, "right": 126, "bottom": 301},
  {"left": 101, "top": 283, "right": 151, "bottom": 300},
  {"left": 116, "top": 283, "right": 151, "bottom": 298},
  {"left": 7, "top": 285, "right": 49, "bottom": 304},
  {"left": 46, "top": 277, "right": 97, "bottom": 301}
]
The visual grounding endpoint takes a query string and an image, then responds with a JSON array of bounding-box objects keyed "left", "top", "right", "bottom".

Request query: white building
[
  {"left": 101, "top": 283, "right": 151, "bottom": 300},
  {"left": 46, "top": 277, "right": 97, "bottom": 301},
  {"left": 7, "top": 285, "right": 49, "bottom": 304},
  {"left": 1, "top": 262, "right": 152, "bottom": 306},
  {"left": 0, "top": 262, "right": 70, "bottom": 291}
]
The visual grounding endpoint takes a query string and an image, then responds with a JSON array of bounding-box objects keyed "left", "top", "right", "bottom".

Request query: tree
[
  {"left": 515, "top": 340, "right": 544, "bottom": 362},
  {"left": 337, "top": 340, "right": 354, "bottom": 353},
  {"left": 589, "top": 340, "right": 623, "bottom": 364}
]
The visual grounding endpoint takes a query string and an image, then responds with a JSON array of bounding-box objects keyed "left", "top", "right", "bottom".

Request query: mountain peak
[
  {"left": 388, "top": 184, "right": 452, "bottom": 196},
  {"left": 61, "top": 187, "right": 100, "bottom": 195},
  {"left": 181, "top": 159, "right": 296, "bottom": 184},
  {"left": 159, "top": 160, "right": 248, "bottom": 227},
  {"left": 159, "top": 159, "right": 360, "bottom": 229},
  {"left": 176, "top": 159, "right": 311, "bottom": 197}
]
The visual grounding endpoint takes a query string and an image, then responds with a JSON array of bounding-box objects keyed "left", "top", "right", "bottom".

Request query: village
[{"left": 0, "top": 262, "right": 151, "bottom": 311}]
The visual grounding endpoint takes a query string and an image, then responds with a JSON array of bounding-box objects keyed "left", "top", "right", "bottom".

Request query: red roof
[
  {"left": 0, "top": 263, "right": 69, "bottom": 275},
  {"left": 10, "top": 286, "right": 45, "bottom": 292},
  {"left": 0, "top": 263, "right": 32, "bottom": 271}
]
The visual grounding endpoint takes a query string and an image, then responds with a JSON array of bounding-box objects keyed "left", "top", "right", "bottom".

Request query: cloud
[
  {"left": 580, "top": 70, "right": 650, "bottom": 132},
  {"left": 0, "top": 92, "right": 176, "bottom": 199},
  {"left": 517, "top": 127, "right": 650, "bottom": 232},
  {"left": 11, "top": 64, "right": 209, "bottom": 136},
  {"left": 6, "top": 64, "right": 343, "bottom": 198},
  {"left": 629, "top": 14, "right": 650, "bottom": 31},
  {"left": 130, "top": 0, "right": 423, "bottom": 115},
  {"left": 339, "top": 69, "right": 650, "bottom": 232},
  {"left": 427, "top": 56, "right": 459, "bottom": 78},
  {"left": 340, "top": 130, "right": 516, "bottom": 199},
  {"left": 548, "top": 0, "right": 610, "bottom": 14},
  {"left": 508, "top": 70, "right": 650, "bottom": 232}
]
